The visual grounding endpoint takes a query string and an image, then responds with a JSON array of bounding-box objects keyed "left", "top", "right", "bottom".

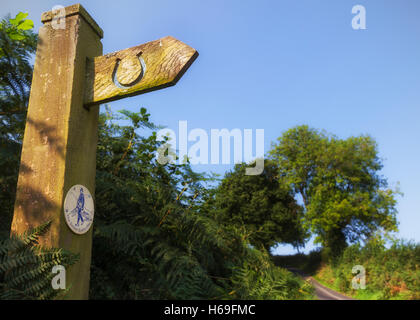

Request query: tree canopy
[
  {"left": 204, "top": 160, "right": 308, "bottom": 252},
  {"left": 269, "top": 125, "right": 399, "bottom": 256}
]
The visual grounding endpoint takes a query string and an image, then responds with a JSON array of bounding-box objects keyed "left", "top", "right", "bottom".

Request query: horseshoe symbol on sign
[{"left": 112, "top": 52, "right": 146, "bottom": 89}]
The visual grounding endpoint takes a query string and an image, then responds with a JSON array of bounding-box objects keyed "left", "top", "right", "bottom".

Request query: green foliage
[
  {"left": 0, "top": 137, "right": 21, "bottom": 239},
  {"left": 0, "top": 12, "right": 36, "bottom": 240},
  {"left": 0, "top": 221, "right": 79, "bottom": 300},
  {"left": 0, "top": 12, "right": 37, "bottom": 141},
  {"left": 273, "top": 249, "right": 322, "bottom": 275},
  {"left": 205, "top": 160, "right": 308, "bottom": 252},
  {"left": 332, "top": 239, "right": 420, "bottom": 299},
  {"left": 90, "top": 107, "right": 312, "bottom": 300},
  {"left": 270, "top": 125, "right": 399, "bottom": 257},
  {"left": 275, "top": 239, "right": 420, "bottom": 300},
  {"left": 4, "top": 12, "right": 34, "bottom": 41},
  {"left": 229, "top": 248, "right": 314, "bottom": 300}
]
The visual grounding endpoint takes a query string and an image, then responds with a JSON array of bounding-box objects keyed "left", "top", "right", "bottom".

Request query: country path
[{"left": 287, "top": 267, "right": 355, "bottom": 300}]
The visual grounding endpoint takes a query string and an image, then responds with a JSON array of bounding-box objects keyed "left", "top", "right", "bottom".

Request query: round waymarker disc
[{"left": 64, "top": 185, "right": 94, "bottom": 235}]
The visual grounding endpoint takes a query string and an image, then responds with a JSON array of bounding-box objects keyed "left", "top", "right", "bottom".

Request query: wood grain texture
[{"left": 84, "top": 36, "right": 198, "bottom": 106}]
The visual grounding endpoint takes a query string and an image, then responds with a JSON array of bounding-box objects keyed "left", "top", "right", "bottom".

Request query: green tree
[
  {"left": 270, "top": 125, "right": 399, "bottom": 257},
  {"left": 0, "top": 13, "right": 36, "bottom": 238},
  {"left": 204, "top": 160, "right": 308, "bottom": 252}
]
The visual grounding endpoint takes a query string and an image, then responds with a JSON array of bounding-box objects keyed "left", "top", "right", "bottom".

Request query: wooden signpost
[{"left": 10, "top": 3, "right": 198, "bottom": 299}]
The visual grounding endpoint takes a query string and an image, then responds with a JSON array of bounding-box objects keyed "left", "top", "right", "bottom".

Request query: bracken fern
[{"left": 0, "top": 221, "right": 79, "bottom": 300}]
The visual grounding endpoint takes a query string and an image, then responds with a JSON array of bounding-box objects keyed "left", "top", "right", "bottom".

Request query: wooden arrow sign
[
  {"left": 12, "top": 3, "right": 199, "bottom": 299},
  {"left": 84, "top": 36, "right": 198, "bottom": 107}
]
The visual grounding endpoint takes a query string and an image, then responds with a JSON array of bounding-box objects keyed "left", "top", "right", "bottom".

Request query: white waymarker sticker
[{"left": 64, "top": 185, "right": 94, "bottom": 235}]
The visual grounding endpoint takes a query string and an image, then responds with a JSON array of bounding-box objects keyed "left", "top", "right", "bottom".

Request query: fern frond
[{"left": 0, "top": 221, "right": 79, "bottom": 300}]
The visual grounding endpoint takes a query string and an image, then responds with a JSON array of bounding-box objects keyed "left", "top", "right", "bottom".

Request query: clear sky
[{"left": 2, "top": 0, "right": 420, "bottom": 254}]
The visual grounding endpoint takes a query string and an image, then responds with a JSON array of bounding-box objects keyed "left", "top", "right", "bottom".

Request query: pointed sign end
[{"left": 84, "top": 36, "right": 199, "bottom": 107}]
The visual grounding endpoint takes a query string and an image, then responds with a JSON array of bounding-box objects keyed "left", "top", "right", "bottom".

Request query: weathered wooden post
[{"left": 11, "top": 3, "right": 197, "bottom": 299}]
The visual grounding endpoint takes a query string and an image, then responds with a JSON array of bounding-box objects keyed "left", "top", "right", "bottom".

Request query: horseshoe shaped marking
[{"left": 112, "top": 53, "right": 146, "bottom": 89}]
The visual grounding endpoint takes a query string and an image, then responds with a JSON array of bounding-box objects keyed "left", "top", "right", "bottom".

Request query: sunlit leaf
[
  {"left": 17, "top": 19, "right": 34, "bottom": 31},
  {"left": 9, "top": 12, "right": 28, "bottom": 26}
]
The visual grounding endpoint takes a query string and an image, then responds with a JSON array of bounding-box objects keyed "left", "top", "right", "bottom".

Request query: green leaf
[
  {"left": 17, "top": 19, "right": 34, "bottom": 31},
  {"left": 9, "top": 12, "right": 28, "bottom": 26},
  {"left": 7, "top": 30, "right": 26, "bottom": 41}
]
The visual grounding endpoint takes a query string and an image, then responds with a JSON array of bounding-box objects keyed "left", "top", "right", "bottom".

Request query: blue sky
[{"left": 2, "top": 0, "right": 420, "bottom": 254}]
